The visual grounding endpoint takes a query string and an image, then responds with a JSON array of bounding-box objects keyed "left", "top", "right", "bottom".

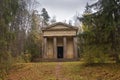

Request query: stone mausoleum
[{"left": 42, "top": 22, "right": 78, "bottom": 60}]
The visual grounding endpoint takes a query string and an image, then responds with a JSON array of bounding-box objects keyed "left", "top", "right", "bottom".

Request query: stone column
[
  {"left": 44, "top": 37, "right": 47, "bottom": 58},
  {"left": 73, "top": 37, "right": 78, "bottom": 58},
  {"left": 42, "top": 42, "right": 44, "bottom": 58},
  {"left": 53, "top": 37, "right": 57, "bottom": 58},
  {"left": 63, "top": 37, "right": 67, "bottom": 58}
]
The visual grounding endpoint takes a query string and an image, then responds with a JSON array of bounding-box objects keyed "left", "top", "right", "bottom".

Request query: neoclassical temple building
[{"left": 42, "top": 22, "right": 78, "bottom": 60}]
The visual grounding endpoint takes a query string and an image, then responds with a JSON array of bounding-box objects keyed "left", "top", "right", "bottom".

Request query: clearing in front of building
[{"left": 8, "top": 62, "right": 120, "bottom": 80}]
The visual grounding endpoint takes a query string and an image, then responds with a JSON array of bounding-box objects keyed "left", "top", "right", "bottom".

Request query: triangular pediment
[
  {"left": 48, "top": 25, "right": 71, "bottom": 30},
  {"left": 42, "top": 22, "right": 78, "bottom": 31}
]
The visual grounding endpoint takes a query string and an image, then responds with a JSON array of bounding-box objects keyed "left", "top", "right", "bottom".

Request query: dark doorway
[{"left": 57, "top": 46, "right": 63, "bottom": 58}]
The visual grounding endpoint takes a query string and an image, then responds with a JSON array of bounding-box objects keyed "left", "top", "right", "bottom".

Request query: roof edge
[{"left": 42, "top": 22, "right": 78, "bottom": 30}]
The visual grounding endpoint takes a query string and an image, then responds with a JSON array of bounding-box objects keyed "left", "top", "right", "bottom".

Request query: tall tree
[
  {"left": 0, "top": 0, "right": 42, "bottom": 79},
  {"left": 84, "top": 2, "right": 92, "bottom": 14},
  {"left": 26, "top": 10, "right": 43, "bottom": 61},
  {"left": 9, "top": 0, "right": 28, "bottom": 56},
  {"left": 78, "top": 0, "right": 120, "bottom": 63},
  {"left": 89, "top": 0, "right": 120, "bottom": 63},
  {"left": 0, "top": 0, "right": 19, "bottom": 79},
  {"left": 41, "top": 8, "right": 50, "bottom": 26}
]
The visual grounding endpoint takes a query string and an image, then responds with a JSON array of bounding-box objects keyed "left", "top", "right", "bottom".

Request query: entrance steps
[{"left": 39, "top": 58, "right": 79, "bottom": 62}]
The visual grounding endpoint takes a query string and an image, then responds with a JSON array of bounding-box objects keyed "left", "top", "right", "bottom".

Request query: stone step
[{"left": 39, "top": 58, "right": 80, "bottom": 62}]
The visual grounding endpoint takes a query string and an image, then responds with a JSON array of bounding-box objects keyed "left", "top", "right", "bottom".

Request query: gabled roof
[{"left": 42, "top": 22, "right": 78, "bottom": 31}]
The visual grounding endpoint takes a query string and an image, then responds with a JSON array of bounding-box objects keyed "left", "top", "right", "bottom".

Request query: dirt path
[
  {"left": 55, "top": 62, "right": 68, "bottom": 80},
  {"left": 55, "top": 62, "right": 62, "bottom": 79}
]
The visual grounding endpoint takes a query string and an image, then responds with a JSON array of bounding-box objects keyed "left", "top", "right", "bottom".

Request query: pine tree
[
  {"left": 90, "top": 0, "right": 120, "bottom": 63},
  {"left": 78, "top": 0, "right": 120, "bottom": 63},
  {"left": 84, "top": 3, "right": 92, "bottom": 14},
  {"left": 41, "top": 8, "right": 50, "bottom": 25}
]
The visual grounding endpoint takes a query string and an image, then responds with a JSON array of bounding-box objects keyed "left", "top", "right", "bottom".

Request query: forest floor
[{"left": 8, "top": 62, "right": 120, "bottom": 80}]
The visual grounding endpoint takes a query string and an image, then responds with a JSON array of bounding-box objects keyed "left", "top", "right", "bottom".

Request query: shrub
[
  {"left": 0, "top": 51, "right": 13, "bottom": 80},
  {"left": 83, "top": 46, "right": 110, "bottom": 64}
]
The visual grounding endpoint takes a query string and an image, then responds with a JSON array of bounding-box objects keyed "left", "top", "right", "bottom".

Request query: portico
[{"left": 42, "top": 22, "right": 78, "bottom": 60}]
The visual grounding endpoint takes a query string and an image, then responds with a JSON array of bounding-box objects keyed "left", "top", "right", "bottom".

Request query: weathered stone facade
[{"left": 42, "top": 22, "right": 78, "bottom": 60}]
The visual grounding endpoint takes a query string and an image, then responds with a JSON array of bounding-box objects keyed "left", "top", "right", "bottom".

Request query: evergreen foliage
[
  {"left": 78, "top": 0, "right": 120, "bottom": 63},
  {"left": 41, "top": 8, "right": 50, "bottom": 25}
]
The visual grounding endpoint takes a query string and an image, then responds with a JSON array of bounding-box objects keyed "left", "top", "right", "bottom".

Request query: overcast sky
[{"left": 37, "top": 0, "right": 96, "bottom": 22}]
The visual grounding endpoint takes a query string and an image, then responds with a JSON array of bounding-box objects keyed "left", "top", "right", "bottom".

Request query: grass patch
[
  {"left": 8, "top": 62, "right": 57, "bottom": 80},
  {"left": 7, "top": 62, "right": 120, "bottom": 80}
]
